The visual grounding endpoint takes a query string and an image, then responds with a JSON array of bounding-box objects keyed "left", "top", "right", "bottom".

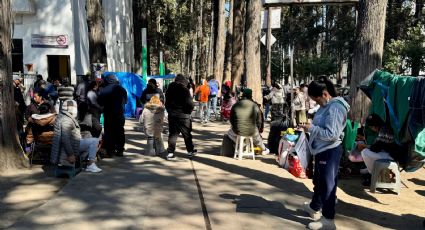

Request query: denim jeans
[
  {"left": 208, "top": 96, "right": 218, "bottom": 119},
  {"left": 310, "top": 145, "right": 343, "bottom": 219},
  {"left": 80, "top": 137, "right": 99, "bottom": 161},
  {"left": 199, "top": 102, "right": 208, "bottom": 122},
  {"left": 264, "top": 103, "right": 270, "bottom": 119}
]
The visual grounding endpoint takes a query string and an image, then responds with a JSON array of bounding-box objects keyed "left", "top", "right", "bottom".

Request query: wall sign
[{"left": 31, "top": 34, "right": 68, "bottom": 48}]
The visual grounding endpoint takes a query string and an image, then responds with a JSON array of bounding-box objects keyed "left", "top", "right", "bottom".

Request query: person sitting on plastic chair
[
  {"left": 50, "top": 99, "right": 102, "bottom": 173},
  {"left": 360, "top": 114, "right": 403, "bottom": 186},
  {"left": 226, "top": 88, "right": 269, "bottom": 155}
]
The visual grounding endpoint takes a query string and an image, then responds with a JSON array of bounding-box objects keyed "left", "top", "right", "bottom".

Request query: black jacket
[
  {"left": 98, "top": 83, "right": 127, "bottom": 115},
  {"left": 165, "top": 78, "right": 194, "bottom": 118},
  {"left": 141, "top": 86, "right": 164, "bottom": 104}
]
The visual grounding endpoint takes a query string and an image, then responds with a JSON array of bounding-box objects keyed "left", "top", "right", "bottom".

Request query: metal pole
[
  {"left": 290, "top": 45, "right": 294, "bottom": 127},
  {"left": 266, "top": 7, "right": 272, "bottom": 87},
  {"left": 142, "top": 28, "right": 148, "bottom": 80}
]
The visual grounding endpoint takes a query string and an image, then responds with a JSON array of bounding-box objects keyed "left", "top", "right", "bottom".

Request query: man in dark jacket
[
  {"left": 141, "top": 78, "right": 164, "bottom": 105},
  {"left": 98, "top": 74, "right": 127, "bottom": 157},
  {"left": 165, "top": 74, "right": 196, "bottom": 159},
  {"left": 228, "top": 88, "right": 269, "bottom": 155}
]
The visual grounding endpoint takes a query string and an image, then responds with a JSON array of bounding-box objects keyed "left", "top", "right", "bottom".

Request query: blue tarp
[
  {"left": 148, "top": 74, "right": 176, "bottom": 79},
  {"left": 103, "top": 72, "right": 146, "bottom": 118}
]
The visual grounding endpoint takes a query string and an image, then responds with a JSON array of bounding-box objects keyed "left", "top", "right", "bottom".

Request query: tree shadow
[
  {"left": 192, "top": 155, "right": 425, "bottom": 229},
  {"left": 409, "top": 178, "right": 425, "bottom": 186},
  {"left": 415, "top": 190, "right": 425, "bottom": 197},
  {"left": 220, "top": 193, "right": 310, "bottom": 226}
]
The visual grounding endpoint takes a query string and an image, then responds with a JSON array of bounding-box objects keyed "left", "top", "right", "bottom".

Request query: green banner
[
  {"left": 159, "top": 63, "right": 165, "bottom": 76},
  {"left": 142, "top": 46, "right": 148, "bottom": 80}
]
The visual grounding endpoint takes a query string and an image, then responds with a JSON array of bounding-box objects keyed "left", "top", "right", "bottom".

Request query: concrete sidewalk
[{"left": 7, "top": 119, "right": 425, "bottom": 229}]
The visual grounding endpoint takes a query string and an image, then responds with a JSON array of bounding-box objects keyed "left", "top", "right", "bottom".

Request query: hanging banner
[{"left": 31, "top": 34, "right": 69, "bottom": 48}]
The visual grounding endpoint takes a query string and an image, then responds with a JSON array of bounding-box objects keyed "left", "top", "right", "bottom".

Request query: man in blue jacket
[{"left": 208, "top": 76, "right": 220, "bottom": 121}]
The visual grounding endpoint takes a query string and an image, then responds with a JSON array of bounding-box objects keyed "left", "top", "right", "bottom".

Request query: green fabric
[
  {"left": 342, "top": 119, "right": 359, "bottom": 152},
  {"left": 415, "top": 128, "right": 425, "bottom": 156},
  {"left": 370, "top": 71, "right": 416, "bottom": 142},
  {"left": 364, "top": 126, "right": 378, "bottom": 145}
]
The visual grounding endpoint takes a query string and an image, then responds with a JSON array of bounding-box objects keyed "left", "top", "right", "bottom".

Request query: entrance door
[{"left": 47, "top": 55, "right": 70, "bottom": 83}]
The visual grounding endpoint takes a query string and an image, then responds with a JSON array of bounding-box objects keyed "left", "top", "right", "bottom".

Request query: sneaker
[
  {"left": 188, "top": 149, "right": 198, "bottom": 158},
  {"left": 302, "top": 202, "right": 322, "bottom": 220},
  {"left": 85, "top": 163, "right": 102, "bottom": 173},
  {"left": 307, "top": 217, "right": 336, "bottom": 230},
  {"left": 166, "top": 152, "right": 175, "bottom": 160},
  {"left": 261, "top": 148, "right": 270, "bottom": 155}
]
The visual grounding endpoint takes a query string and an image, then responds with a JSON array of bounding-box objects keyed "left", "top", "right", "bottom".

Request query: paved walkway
[{"left": 6, "top": 119, "right": 425, "bottom": 229}]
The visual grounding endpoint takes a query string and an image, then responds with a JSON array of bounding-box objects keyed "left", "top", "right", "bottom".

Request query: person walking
[
  {"left": 165, "top": 74, "right": 197, "bottom": 159},
  {"left": 208, "top": 76, "right": 220, "bottom": 120},
  {"left": 194, "top": 79, "right": 210, "bottom": 124},
  {"left": 300, "top": 78, "right": 350, "bottom": 230},
  {"left": 140, "top": 96, "right": 165, "bottom": 156},
  {"left": 98, "top": 74, "right": 127, "bottom": 157}
]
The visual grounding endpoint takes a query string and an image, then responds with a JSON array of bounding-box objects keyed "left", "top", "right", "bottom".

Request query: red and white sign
[{"left": 31, "top": 34, "right": 69, "bottom": 48}]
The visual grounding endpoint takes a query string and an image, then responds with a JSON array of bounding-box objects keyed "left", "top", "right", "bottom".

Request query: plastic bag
[{"left": 288, "top": 155, "right": 307, "bottom": 178}]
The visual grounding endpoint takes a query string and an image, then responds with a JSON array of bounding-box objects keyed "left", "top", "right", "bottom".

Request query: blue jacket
[
  {"left": 308, "top": 97, "right": 350, "bottom": 155},
  {"left": 209, "top": 79, "right": 219, "bottom": 96}
]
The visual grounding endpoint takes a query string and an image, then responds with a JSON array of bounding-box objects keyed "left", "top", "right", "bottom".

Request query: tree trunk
[
  {"left": 199, "top": 0, "right": 209, "bottom": 80},
  {"left": 223, "top": 0, "right": 234, "bottom": 82},
  {"left": 189, "top": 0, "right": 197, "bottom": 81},
  {"left": 350, "top": 0, "right": 388, "bottom": 123},
  {"left": 0, "top": 0, "right": 28, "bottom": 171},
  {"left": 132, "top": 0, "right": 148, "bottom": 74},
  {"left": 231, "top": 0, "right": 246, "bottom": 90},
  {"left": 86, "top": 0, "right": 107, "bottom": 64},
  {"left": 214, "top": 0, "right": 226, "bottom": 86},
  {"left": 245, "top": 0, "right": 262, "bottom": 106}
]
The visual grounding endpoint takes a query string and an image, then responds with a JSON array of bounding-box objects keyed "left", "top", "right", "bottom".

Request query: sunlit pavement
[{"left": 8, "top": 119, "right": 425, "bottom": 230}]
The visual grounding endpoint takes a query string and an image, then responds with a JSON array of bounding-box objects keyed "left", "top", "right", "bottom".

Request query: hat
[
  {"left": 242, "top": 88, "right": 252, "bottom": 99},
  {"left": 13, "top": 75, "right": 20, "bottom": 81}
]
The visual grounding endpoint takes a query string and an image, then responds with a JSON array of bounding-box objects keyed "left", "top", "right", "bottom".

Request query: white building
[{"left": 12, "top": 0, "right": 134, "bottom": 85}]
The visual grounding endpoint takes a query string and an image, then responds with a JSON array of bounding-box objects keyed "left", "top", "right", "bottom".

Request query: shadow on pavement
[
  {"left": 220, "top": 193, "right": 310, "bottom": 226},
  {"left": 409, "top": 178, "right": 425, "bottom": 186}
]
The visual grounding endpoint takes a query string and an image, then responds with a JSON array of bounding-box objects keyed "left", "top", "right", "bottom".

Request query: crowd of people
[
  {"left": 13, "top": 74, "right": 127, "bottom": 173},
  {"left": 13, "top": 72, "right": 410, "bottom": 230}
]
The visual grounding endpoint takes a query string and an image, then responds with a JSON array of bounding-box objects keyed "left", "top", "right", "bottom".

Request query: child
[{"left": 140, "top": 96, "right": 165, "bottom": 156}]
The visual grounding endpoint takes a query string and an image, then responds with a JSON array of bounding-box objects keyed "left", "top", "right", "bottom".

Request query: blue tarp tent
[{"left": 103, "top": 72, "right": 146, "bottom": 118}]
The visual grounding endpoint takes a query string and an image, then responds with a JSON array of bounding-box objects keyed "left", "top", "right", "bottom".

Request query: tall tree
[
  {"left": 231, "top": 0, "right": 246, "bottom": 90},
  {"left": 86, "top": 0, "right": 107, "bottom": 64},
  {"left": 0, "top": 0, "right": 28, "bottom": 171},
  {"left": 245, "top": 0, "right": 262, "bottom": 106},
  {"left": 214, "top": 0, "right": 226, "bottom": 86},
  {"left": 223, "top": 0, "right": 234, "bottom": 82},
  {"left": 132, "top": 0, "right": 149, "bottom": 74},
  {"left": 350, "top": 0, "right": 388, "bottom": 123}
]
